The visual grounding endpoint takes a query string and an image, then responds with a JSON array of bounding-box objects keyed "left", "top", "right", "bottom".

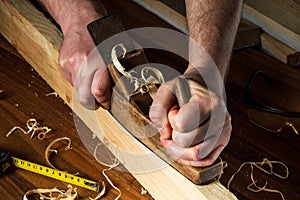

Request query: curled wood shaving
[
  {"left": 111, "top": 43, "right": 165, "bottom": 99},
  {"left": 217, "top": 157, "right": 228, "bottom": 181},
  {"left": 45, "top": 137, "right": 72, "bottom": 170},
  {"left": 94, "top": 143, "right": 121, "bottom": 200},
  {"left": 43, "top": 138, "right": 106, "bottom": 200},
  {"left": 23, "top": 184, "right": 77, "bottom": 200},
  {"left": 227, "top": 158, "right": 289, "bottom": 200},
  {"left": 94, "top": 142, "right": 118, "bottom": 168},
  {"left": 111, "top": 43, "right": 130, "bottom": 78},
  {"left": 6, "top": 118, "right": 51, "bottom": 140}
]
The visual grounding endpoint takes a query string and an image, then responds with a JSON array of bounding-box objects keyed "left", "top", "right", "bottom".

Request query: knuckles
[
  {"left": 189, "top": 147, "right": 202, "bottom": 161},
  {"left": 149, "top": 105, "right": 166, "bottom": 127},
  {"left": 172, "top": 135, "right": 190, "bottom": 148}
]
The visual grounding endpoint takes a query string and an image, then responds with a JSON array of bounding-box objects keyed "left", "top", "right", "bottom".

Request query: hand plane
[{"left": 87, "top": 14, "right": 224, "bottom": 185}]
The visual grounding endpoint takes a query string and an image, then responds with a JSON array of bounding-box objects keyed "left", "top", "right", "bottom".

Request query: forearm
[
  {"left": 185, "top": 0, "right": 243, "bottom": 79},
  {"left": 39, "top": 0, "right": 107, "bottom": 34}
]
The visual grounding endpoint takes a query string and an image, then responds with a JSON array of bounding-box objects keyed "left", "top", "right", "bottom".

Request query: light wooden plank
[
  {"left": 243, "top": 0, "right": 300, "bottom": 52},
  {"left": 261, "top": 32, "right": 300, "bottom": 67},
  {"left": 0, "top": 0, "right": 237, "bottom": 199}
]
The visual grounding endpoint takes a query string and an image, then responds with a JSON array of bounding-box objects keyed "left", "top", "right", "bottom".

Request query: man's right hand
[
  {"left": 60, "top": 25, "right": 111, "bottom": 110},
  {"left": 40, "top": 0, "right": 111, "bottom": 109},
  {"left": 149, "top": 78, "right": 231, "bottom": 167}
]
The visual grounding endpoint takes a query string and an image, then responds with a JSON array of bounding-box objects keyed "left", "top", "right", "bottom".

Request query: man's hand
[
  {"left": 149, "top": 0, "right": 242, "bottom": 166},
  {"left": 149, "top": 79, "right": 231, "bottom": 167},
  {"left": 40, "top": 0, "right": 111, "bottom": 109},
  {"left": 59, "top": 26, "right": 110, "bottom": 109}
]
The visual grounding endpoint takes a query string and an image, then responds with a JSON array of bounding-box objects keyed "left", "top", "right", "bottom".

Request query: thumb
[
  {"left": 149, "top": 82, "right": 176, "bottom": 139},
  {"left": 91, "top": 68, "right": 111, "bottom": 110}
]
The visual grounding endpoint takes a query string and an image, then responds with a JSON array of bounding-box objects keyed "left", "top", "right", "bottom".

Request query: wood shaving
[
  {"left": 6, "top": 118, "right": 51, "bottom": 140},
  {"left": 45, "top": 137, "right": 72, "bottom": 170},
  {"left": 227, "top": 158, "right": 289, "bottom": 200},
  {"left": 45, "top": 91, "right": 58, "bottom": 97},
  {"left": 101, "top": 160, "right": 121, "bottom": 200},
  {"left": 23, "top": 184, "right": 77, "bottom": 200},
  {"left": 43, "top": 138, "right": 106, "bottom": 200},
  {"left": 216, "top": 157, "right": 228, "bottom": 181},
  {"left": 111, "top": 43, "right": 165, "bottom": 99},
  {"left": 94, "top": 143, "right": 121, "bottom": 200},
  {"left": 141, "top": 187, "right": 148, "bottom": 195}
]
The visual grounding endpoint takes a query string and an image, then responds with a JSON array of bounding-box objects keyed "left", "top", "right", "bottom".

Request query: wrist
[
  {"left": 184, "top": 63, "right": 225, "bottom": 96},
  {"left": 58, "top": 7, "right": 107, "bottom": 34},
  {"left": 40, "top": 0, "right": 108, "bottom": 34}
]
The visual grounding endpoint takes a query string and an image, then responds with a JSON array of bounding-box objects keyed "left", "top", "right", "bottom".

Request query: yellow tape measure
[{"left": 11, "top": 156, "right": 100, "bottom": 192}]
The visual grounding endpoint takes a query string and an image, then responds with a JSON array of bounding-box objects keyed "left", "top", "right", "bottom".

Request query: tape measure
[{"left": 0, "top": 150, "right": 100, "bottom": 192}]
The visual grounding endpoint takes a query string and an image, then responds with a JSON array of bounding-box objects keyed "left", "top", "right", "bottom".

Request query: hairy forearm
[
  {"left": 185, "top": 0, "right": 243, "bottom": 79},
  {"left": 39, "top": 0, "right": 107, "bottom": 33}
]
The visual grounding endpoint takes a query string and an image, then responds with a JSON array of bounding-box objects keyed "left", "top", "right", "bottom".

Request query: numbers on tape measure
[{"left": 12, "top": 157, "right": 100, "bottom": 192}]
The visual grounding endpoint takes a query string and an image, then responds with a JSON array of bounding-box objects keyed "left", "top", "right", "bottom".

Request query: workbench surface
[{"left": 1, "top": 0, "right": 300, "bottom": 199}]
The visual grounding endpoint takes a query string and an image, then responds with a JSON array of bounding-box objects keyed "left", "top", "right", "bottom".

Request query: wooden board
[
  {"left": 243, "top": 0, "right": 300, "bottom": 51},
  {"left": 130, "top": 0, "right": 261, "bottom": 50},
  {"left": 0, "top": 0, "right": 237, "bottom": 199},
  {"left": 0, "top": 34, "right": 153, "bottom": 199},
  {"left": 261, "top": 32, "right": 300, "bottom": 67}
]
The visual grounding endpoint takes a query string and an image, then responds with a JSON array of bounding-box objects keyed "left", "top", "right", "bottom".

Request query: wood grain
[
  {"left": 0, "top": 0, "right": 236, "bottom": 199},
  {"left": 0, "top": 35, "right": 152, "bottom": 200},
  {"left": 2, "top": 0, "right": 299, "bottom": 199},
  {"left": 224, "top": 48, "right": 300, "bottom": 200},
  {"left": 243, "top": 0, "right": 300, "bottom": 51}
]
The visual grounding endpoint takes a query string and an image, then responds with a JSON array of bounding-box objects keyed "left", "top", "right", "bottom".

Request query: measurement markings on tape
[{"left": 11, "top": 156, "right": 100, "bottom": 192}]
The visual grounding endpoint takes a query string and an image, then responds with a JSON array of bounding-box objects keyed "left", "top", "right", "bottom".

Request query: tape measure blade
[{"left": 11, "top": 156, "right": 100, "bottom": 192}]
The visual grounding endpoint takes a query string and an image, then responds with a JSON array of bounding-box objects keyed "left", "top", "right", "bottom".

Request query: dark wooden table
[{"left": 1, "top": 0, "right": 300, "bottom": 199}]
